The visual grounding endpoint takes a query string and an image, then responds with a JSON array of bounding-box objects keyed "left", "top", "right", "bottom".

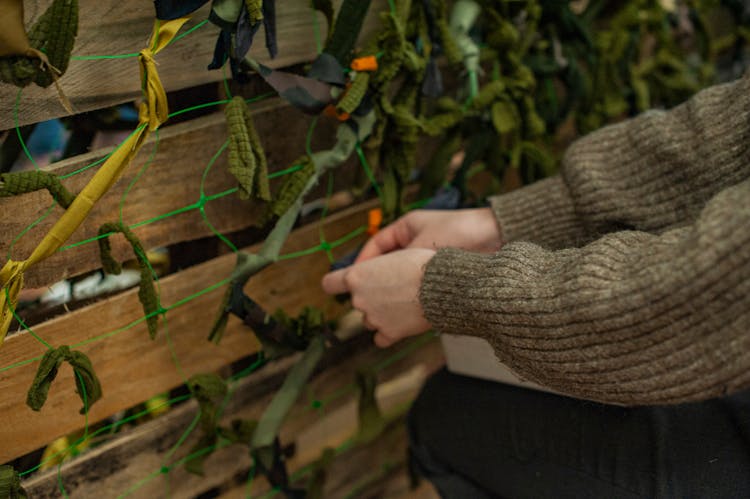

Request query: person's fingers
[
  {"left": 373, "top": 331, "right": 396, "bottom": 348},
  {"left": 356, "top": 226, "right": 401, "bottom": 262},
  {"left": 321, "top": 269, "right": 349, "bottom": 295},
  {"left": 356, "top": 218, "right": 414, "bottom": 262},
  {"left": 361, "top": 315, "right": 378, "bottom": 331}
]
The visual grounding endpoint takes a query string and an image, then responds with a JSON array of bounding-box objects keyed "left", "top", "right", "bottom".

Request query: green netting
[
  {"left": 0, "top": 4, "right": 426, "bottom": 496},
  {"left": 2, "top": 0, "right": 745, "bottom": 495}
]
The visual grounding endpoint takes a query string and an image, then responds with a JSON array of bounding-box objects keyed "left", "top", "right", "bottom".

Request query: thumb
[{"left": 321, "top": 268, "right": 349, "bottom": 295}]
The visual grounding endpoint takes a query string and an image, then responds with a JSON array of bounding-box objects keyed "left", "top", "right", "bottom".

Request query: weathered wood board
[
  {"left": 0, "top": 0, "right": 389, "bottom": 129},
  {"left": 0, "top": 99, "right": 349, "bottom": 288},
  {"left": 22, "top": 333, "right": 444, "bottom": 498},
  {"left": 0, "top": 199, "right": 379, "bottom": 463}
]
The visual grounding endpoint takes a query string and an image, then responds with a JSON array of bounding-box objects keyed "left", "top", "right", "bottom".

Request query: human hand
[
  {"left": 356, "top": 208, "right": 501, "bottom": 263},
  {"left": 321, "top": 248, "right": 435, "bottom": 347}
]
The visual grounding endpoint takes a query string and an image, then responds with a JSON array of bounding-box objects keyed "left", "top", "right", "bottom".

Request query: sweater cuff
[
  {"left": 419, "top": 248, "right": 498, "bottom": 339},
  {"left": 489, "top": 175, "right": 588, "bottom": 249}
]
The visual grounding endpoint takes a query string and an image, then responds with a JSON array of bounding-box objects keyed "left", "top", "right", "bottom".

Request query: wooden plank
[
  {"left": 0, "top": 0, "right": 388, "bottom": 129},
  {"left": 0, "top": 199, "right": 379, "bottom": 464},
  {"left": 22, "top": 333, "right": 444, "bottom": 498},
  {"left": 0, "top": 98, "right": 348, "bottom": 288}
]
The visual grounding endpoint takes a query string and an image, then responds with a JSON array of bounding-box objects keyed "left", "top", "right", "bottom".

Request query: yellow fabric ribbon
[{"left": 0, "top": 17, "right": 189, "bottom": 344}]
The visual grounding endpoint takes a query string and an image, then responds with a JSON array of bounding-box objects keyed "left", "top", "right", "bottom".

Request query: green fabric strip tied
[
  {"left": 184, "top": 372, "right": 229, "bottom": 475},
  {"left": 225, "top": 96, "right": 271, "bottom": 202},
  {"left": 354, "top": 368, "right": 386, "bottom": 444},
  {"left": 324, "top": 0, "right": 373, "bottom": 65},
  {"left": 305, "top": 447, "right": 335, "bottom": 499},
  {"left": 0, "top": 465, "right": 27, "bottom": 499},
  {"left": 189, "top": 372, "right": 229, "bottom": 430},
  {"left": 310, "top": 0, "right": 335, "bottom": 44},
  {"left": 26, "top": 345, "right": 102, "bottom": 414},
  {"left": 182, "top": 376, "right": 260, "bottom": 476},
  {"left": 251, "top": 334, "right": 326, "bottom": 470},
  {"left": 336, "top": 71, "right": 370, "bottom": 116},
  {"left": 0, "top": 171, "right": 76, "bottom": 209},
  {"left": 97, "top": 222, "right": 161, "bottom": 339},
  {"left": 184, "top": 417, "right": 258, "bottom": 476},
  {"left": 264, "top": 155, "right": 316, "bottom": 222},
  {"left": 218, "top": 417, "right": 258, "bottom": 444}
]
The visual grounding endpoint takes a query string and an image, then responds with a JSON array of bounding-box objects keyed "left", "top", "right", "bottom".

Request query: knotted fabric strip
[
  {"left": 336, "top": 71, "right": 370, "bottom": 116},
  {"left": 184, "top": 372, "right": 228, "bottom": 475},
  {"left": 324, "top": 0, "right": 373, "bottom": 66},
  {"left": 218, "top": 418, "right": 257, "bottom": 444},
  {"left": 0, "top": 171, "right": 76, "bottom": 208},
  {"left": 354, "top": 369, "right": 385, "bottom": 444},
  {"left": 0, "top": 465, "right": 27, "bottom": 499},
  {"left": 225, "top": 96, "right": 271, "bottom": 201},
  {"left": 305, "top": 448, "right": 335, "bottom": 499},
  {"left": 310, "top": 0, "right": 335, "bottom": 44},
  {"left": 251, "top": 335, "right": 326, "bottom": 469},
  {"left": 0, "top": 17, "right": 188, "bottom": 346},
  {"left": 97, "top": 222, "right": 161, "bottom": 339},
  {"left": 26, "top": 345, "right": 102, "bottom": 414},
  {"left": 264, "top": 156, "right": 316, "bottom": 221}
]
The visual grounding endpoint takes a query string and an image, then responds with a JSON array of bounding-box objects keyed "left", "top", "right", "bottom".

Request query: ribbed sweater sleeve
[
  {"left": 488, "top": 71, "right": 750, "bottom": 248},
  {"left": 420, "top": 178, "right": 750, "bottom": 406},
  {"left": 489, "top": 176, "right": 589, "bottom": 249}
]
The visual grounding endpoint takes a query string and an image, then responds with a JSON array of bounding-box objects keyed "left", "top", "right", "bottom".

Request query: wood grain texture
[
  {"left": 0, "top": 0, "right": 388, "bottom": 129},
  {"left": 0, "top": 199, "right": 378, "bottom": 464},
  {"left": 22, "top": 335, "right": 444, "bottom": 498},
  {"left": 0, "top": 98, "right": 347, "bottom": 288}
]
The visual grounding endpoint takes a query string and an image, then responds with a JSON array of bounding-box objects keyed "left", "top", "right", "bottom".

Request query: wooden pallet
[{"left": 0, "top": 1, "right": 444, "bottom": 496}]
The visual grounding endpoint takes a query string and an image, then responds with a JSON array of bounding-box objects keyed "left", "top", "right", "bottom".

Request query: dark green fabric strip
[
  {"left": 324, "top": 0, "right": 372, "bottom": 65},
  {"left": 26, "top": 345, "right": 102, "bottom": 414},
  {"left": 97, "top": 222, "right": 160, "bottom": 340},
  {"left": 0, "top": 171, "right": 76, "bottom": 208},
  {"left": 0, "top": 465, "right": 28, "bottom": 499}
]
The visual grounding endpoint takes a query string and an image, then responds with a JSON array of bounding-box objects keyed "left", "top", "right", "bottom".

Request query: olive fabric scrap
[
  {"left": 97, "top": 222, "right": 161, "bottom": 339},
  {"left": 183, "top": 372, "right": 229, "bottom": 475},
  {"left": 251, "top": 335, "right": 326, "bottom": 469},
  {"left": 26, "top": 345, "right": 102, "bottom": 414},
  {"left": 305, "top": 448, "right": 335, "bottom": 499},
  {"left": 354, "top": 369, "right": 386, "bottom": 444},
  {"left": 0, "top": 465, "right": 27, "bottom": 499},
  {"left": 324, "top": 0, "right": 372, "bottom": 66},
  {"left": 225, "top": 96, "right": 271, "bottom": 201},
  {"left": 0, "top": 171, "right": 76, "bottom": 208}
]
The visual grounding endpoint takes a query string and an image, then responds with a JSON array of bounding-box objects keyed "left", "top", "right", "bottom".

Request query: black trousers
[{"left": 408, "top": 368, "right": 750, "bottom": 499}]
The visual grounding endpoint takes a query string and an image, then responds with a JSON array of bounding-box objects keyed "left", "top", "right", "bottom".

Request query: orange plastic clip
[
  {"left": 323, "top": 104, "right": 351, "bottom": 121},
  {"left": 367, "top": 208, "right": 383, "bottom": 235},
  {"left": 350, "top": 55, "right": 378, "bottom": 72}
]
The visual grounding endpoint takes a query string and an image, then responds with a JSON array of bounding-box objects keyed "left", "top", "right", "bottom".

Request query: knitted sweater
[{"left": 419, "top": 71, "right": 750, "bottom": 406}]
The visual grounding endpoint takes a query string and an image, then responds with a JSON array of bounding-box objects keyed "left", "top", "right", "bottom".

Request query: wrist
[{"left": 467, "top": 207, "right": 503, "bottom": 252}]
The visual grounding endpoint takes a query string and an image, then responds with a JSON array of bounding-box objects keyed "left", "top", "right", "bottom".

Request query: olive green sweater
[{"left": 419, "top": 71, "right": 750, "bottom": 406}]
